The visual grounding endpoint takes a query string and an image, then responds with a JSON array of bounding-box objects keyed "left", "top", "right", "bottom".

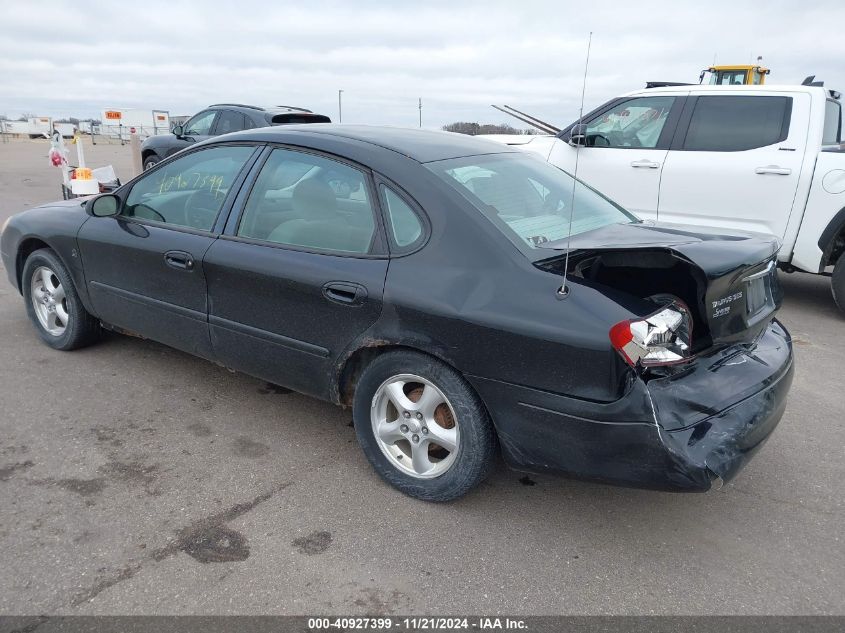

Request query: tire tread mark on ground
[
  {"left": 152, "top": 482, "right": 291, "bottom": 562},
  {"left": 71, "top": 564, "right": 141, "bottom": 607},
  {"left": 69, "top": 483, "right": 290, "bottom": 607}
]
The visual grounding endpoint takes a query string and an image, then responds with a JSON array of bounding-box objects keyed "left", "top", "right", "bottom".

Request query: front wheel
[
  {"left": 352, "top": 350, "right": 497, "bottom": 501},
  {"left": 833, "top": 252, "right": 845, "bottom": 314},
  {"left": 22, "top": 249, "right": 100, "bottom": 350},
  {"left": 142, "top": 155, "right": 160, "bottom": 170}
]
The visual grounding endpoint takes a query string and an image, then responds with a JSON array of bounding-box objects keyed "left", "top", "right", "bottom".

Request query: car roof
[
  {"left": 220, "top": 124, "right": 520, "bottom": 163},
  {"left": 208, "top": 103, "right": 313, "bottom": 114},
  {"left": 626, "top": 84, "right": 834, "bottom": 98}
]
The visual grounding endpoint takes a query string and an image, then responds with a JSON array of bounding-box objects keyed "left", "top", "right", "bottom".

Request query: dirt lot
[{"left": 0, "top": 137, "right": 843, "bottom": 615}]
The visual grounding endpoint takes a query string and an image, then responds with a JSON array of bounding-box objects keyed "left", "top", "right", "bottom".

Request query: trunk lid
[{"left": 539, "top": 221, "right": 782, "bottom": 346}]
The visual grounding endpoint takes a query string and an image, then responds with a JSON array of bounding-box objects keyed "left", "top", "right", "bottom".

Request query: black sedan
[{"left": 0, "top": 126, "right": 794, "bottom": 501}]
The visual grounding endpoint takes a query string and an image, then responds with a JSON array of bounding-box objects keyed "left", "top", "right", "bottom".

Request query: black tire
[
  {"left": 143, "top": 156, "right": 160, "bottom": 171},
  {"left": 352, "top": 350, "right": 497, "bottom": 501},
  {"left": 22, "top": 248, "right": 100, "bottom": 350},
  {"left": 833, "top": 252, "right": 845, "bottom": 314}
]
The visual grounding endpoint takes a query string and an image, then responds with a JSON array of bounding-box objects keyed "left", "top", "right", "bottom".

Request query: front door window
[
  {"left": 123, "top": 145, "right": 255, "bottom": 231},
  {"left": 584, "top": 97, "right": 675, "bottom": 148},
  {"left": 184, "top": 110, "right": 217, "bottom": 136}
]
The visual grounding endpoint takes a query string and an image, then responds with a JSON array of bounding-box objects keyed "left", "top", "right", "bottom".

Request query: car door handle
[
  {"left": 164, "top": 250, "right": 194, "bottom": 271},
  {"left": 630, "top": 159, "right": 660, "bottom": 169},
  {"left": 322, "top": 282, "right": 367, "bottom": 306},
  {"left": 755, "top": 165, "right": 792, "bottom": 175}
]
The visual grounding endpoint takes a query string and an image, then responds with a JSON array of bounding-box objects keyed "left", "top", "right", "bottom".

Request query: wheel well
[
  {"left": 825, "top": 227, "right": 845, "bottom": 268},
  {"left": 819, "top": 206, "right": 845, "bottom": 268},
  {"left": 15, "top": 238, "right": 51, "bottom": 291},
  {"left": 336, "top": 342, "right": 451, "bottom": 407},
  {"left": 141, "top": 149, "right": 156, "bottom": 162}
]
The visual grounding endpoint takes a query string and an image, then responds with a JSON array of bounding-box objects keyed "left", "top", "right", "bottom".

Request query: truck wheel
[
  {"left": 143, "top": 156, "right": 160, "bottom": 170},
  {"left": 352, "top": 350, "right": 497, "bottom": 502},
  {"left": 22, "top": 249, "right": 101, "bottom": 350},
  {"left": 833, "top": 252, "right": 845, "bottom": 314}
]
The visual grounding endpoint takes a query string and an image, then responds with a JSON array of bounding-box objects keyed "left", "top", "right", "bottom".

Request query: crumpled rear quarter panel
[
  {"left": 469, "top": 320, "right": 793, "bottom": 491},
  {"left": 649, "top": 319, "right": 794, "bottom": 483}
]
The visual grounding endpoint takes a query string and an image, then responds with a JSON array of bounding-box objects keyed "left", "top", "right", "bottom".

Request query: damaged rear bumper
[{"left": 467, "top": 319, "right": 793, "bottom": 492}]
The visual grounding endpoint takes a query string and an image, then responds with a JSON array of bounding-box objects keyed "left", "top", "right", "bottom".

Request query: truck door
[
  {"left": 548, "top": 95, "right": 683, "bottom": 218},
  {"left": 657, "top": 92, "right": 810, "bottom": 237}
]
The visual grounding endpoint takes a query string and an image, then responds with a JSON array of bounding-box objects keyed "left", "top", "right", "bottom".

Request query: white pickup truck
[{"left": 491, "top": 84, "right": 845, "bottom": 312}]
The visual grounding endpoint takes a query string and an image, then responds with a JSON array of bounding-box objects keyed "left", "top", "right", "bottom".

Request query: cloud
[{"left": 1, "top": 0, "right": 843, "bottom": 128}]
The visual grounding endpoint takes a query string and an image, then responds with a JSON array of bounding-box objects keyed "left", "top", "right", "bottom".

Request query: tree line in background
[{"left": 442, "top": 122, "right": 538, "bottom": 135}]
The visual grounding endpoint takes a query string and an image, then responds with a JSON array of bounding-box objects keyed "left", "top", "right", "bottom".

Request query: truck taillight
[{"left": 609, "top": 303, "right": 692, "bottom": 367}]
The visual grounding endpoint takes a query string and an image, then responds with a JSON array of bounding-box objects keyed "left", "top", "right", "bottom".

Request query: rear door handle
[
  {"left": 164, "top": 250, "right": 194, "bottom": 271},
  {"left": 755, "top": 165, "right": 792, "bottom": 175},
  {"left": 322, "top": 282, "right": 367, "bottom": 306},
  {"left": 630, "top": 159, "right": 660, "bottom": 169}
]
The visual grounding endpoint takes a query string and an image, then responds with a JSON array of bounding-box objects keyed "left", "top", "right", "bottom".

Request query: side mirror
[
  {"left": 568, "top": 123, "right": 589, "bottom": 147},
  {"left": 172, "top": 124, "right": 184, "bottom": 137},
  {"left": 89, "top": 194, "right": 120, "bottom": 217}
]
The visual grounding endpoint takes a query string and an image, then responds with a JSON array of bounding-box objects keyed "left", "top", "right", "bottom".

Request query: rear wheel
[
  {"left": 352, "top": 350, "right": 496, "bottom": 501},
  {"left": 833, "top": 252, "right": 845, "bottom": 314},
  {"left": 22, "top": 249, "right": 100, "bottom": 350}
]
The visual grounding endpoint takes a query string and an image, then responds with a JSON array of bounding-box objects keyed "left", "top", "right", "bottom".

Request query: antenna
[
  {"left": 557, "top": 31, "right": 593, "bottom": 299},
  {"left": 491, "top": 104, "right": 561, "bottom": 134}
]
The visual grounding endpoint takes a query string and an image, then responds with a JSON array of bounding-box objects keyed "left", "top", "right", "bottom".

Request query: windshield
[
  {"left": 710, "top": 70, "right": 749, "bottom": 85},
  {"left": 426, "top": 153, "right": 638, "bottom": 258}
]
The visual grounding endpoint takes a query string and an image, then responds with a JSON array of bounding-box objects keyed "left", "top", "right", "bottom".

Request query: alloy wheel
[
  {"left": 30, "top": 266, "right": 69, "bottom": 336},
  {"left": 370, "top": 374, "right": 460, "bottom": 478}
]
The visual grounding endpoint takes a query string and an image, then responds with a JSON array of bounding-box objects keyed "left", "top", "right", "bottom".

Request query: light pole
[
  {"left": 338, "top": 90, "right": 343, "bottom": 123},
  {"left": 418, "top": 98, "right": 422, "bottom": 128}
]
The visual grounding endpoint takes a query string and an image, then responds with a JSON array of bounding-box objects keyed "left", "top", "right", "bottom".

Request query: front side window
[
  {"left": 214, "top": 110, "right": 245, "bottom": 135},
  {"left": 823, "top": 99, "right": 842, "bottom": 145},
  {"left": 237, "top": 148, "right": 376, "bottom": 254},
  {"left": 184, "top": 110, "right": 217, "bottom": 136},
  {"left": 683, "top": 96, "right": 791, "bottom": 151},
  {"left": 123, "top": 145, "right": 255, "bottom": 231},
  {"left": 710, "top": 70, "right": 749, "bottom": 85},
  {"left": 584, "top": 96, "right": 675, "bottom": 148},
  {"left": 427, "top": 153, "right": 637, "bottom": 257}
]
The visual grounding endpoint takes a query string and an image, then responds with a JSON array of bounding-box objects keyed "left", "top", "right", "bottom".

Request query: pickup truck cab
[{"left": 496, "top": 85, "right": 845, "bottom": 312}]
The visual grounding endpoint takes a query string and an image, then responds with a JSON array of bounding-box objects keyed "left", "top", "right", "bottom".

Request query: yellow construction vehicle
[{"left": 699, "top": 58, "right": 770, "bottom": 85}]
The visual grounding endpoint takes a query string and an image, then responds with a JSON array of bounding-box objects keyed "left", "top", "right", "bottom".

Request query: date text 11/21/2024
[{"left": 307, "top": 617, "right": 528, "bottom": 630}]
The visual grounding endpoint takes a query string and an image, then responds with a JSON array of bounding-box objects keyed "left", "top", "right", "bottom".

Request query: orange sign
[
  {"left": 104, "top": 110, "right": 122, "bottom": 120},
  {"left": 156, "top": 114, "right": 166, "bottom": 121}
]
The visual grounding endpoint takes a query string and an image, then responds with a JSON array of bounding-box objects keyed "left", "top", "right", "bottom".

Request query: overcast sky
[{"left": 2, "top": 0, "right": 844, "bottom": 130}]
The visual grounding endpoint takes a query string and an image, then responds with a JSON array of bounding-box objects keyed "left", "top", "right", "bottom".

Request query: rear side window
[
  {"left": 823, "top": 100, "right": 841, "bottom": 145},
  {"left": 683, "top": 96, "right": 791, "bottom": 151},
  {"left": 380, "top": 185, "right": 423, "bottom": 249},
  {"left": 237, "top": 148, "right": 376, "bottom": 254},
  {"left": 214, "top": 110, "right": 245, "bottom": 135}
]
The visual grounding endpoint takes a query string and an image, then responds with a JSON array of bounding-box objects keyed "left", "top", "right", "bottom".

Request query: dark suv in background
[{"left": 139, "top": 104, "right": 330, "bottom": 169}]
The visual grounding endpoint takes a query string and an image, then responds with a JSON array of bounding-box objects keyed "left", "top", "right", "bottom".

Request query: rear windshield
[{"left": 425, "top": 153, "right": 638, "bottom": 258}]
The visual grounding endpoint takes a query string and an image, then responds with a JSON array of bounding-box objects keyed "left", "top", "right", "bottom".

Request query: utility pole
[
  {"left": 418, "top": 97, "right": 422, "bottom": 128},
  {"left": 338, "top": 90, "right": 343, "bottom": 123}
]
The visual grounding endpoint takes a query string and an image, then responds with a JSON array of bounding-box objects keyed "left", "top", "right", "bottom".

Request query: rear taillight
[{"left": 609, "top": 303, "right": 692, "bottom": 367}]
